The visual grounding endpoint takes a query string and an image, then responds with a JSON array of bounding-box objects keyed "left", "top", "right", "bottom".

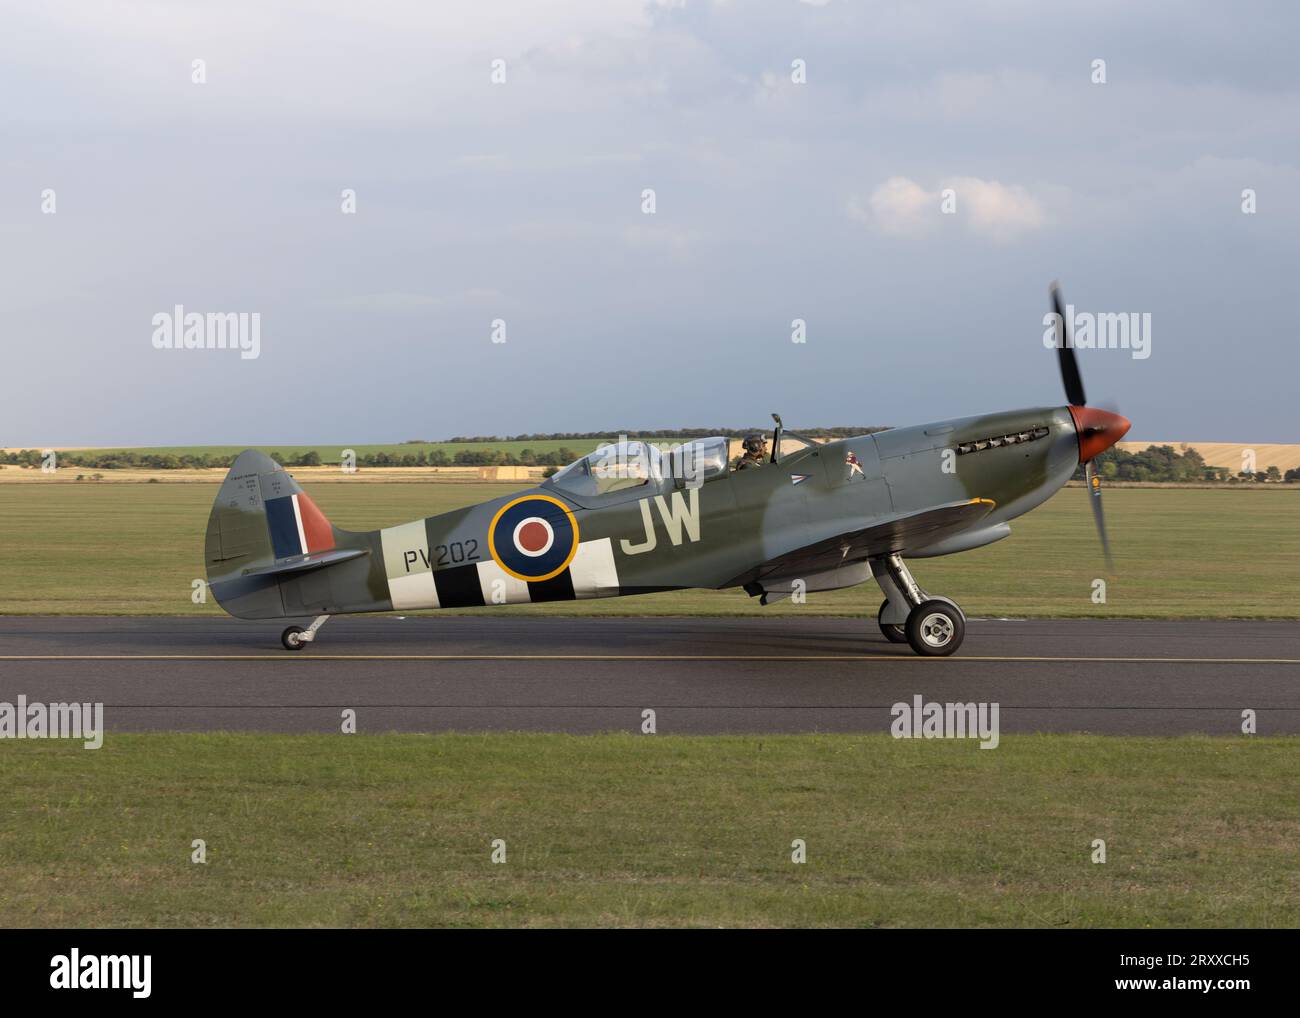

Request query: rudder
[{"left": 204, "top": 450, "right": 352, "bottom": 619}]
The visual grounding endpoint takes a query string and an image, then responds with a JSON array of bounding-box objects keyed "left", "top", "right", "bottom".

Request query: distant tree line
[
  {"left": 355, "top": 448, "right": 583, "bottom": 468},
  {"left": 5, "top": 439, "right": 1297, "bottom": 480},
  {"left": 0, "top": 447, "right": 584, "bottom": 470},
  {"left": 433, "top": 426, "right": 893, "bottom": 443},
  {"left": 1075, "top": 444, "right": 1300, "bottom": 483},
  {"left": 0, "top": 429, "right": 892, "bottom": 472},
  {"left": 1, "top": 449, "right": 241, "bottom": 470}
]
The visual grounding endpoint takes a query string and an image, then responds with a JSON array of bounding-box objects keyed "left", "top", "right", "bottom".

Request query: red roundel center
[{"left": 517, "top": 520, "right": 550, "bottom": 553}]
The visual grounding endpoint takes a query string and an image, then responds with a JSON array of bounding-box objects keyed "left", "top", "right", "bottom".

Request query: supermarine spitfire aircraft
[{"left": 205, "top": 284, "right": 1129, "bottom": 656}]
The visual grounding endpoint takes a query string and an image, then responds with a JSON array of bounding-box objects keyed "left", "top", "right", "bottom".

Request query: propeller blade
[
  {"left": 1085, "top": 460, "right": 1114, "bottom": 571},
  {"left": 1050, "top": 281, "right": 1121, "bottom": 570},
  {"left": 1050, "top": 281, "right": 1087, "bottom": 406}
]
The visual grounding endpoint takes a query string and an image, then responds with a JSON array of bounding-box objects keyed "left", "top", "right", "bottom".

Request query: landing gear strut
[
  {"left": 282, "top": 615, "right": 330, "bottom": 651},
  {"left": 872, "top": 554, "right": 966, "bottom": 656},
  {"left": 876, "top": 601, "right": 907, "bottom": 644}
]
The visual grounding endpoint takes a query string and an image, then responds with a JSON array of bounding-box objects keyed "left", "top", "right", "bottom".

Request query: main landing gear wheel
[
  {"left": 905, "top": 599, "right": 965, "bottom": 657},
  {"left": 877, "top": 601, "right": 908, "bottom": 644}
]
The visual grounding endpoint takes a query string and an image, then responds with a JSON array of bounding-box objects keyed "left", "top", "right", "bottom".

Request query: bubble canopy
[{"left": 547, "top": 437, "right": 729, "bottom": 498}]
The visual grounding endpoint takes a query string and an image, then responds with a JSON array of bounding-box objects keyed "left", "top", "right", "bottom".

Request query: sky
[{"left": 2, "top": 0, "right": 1297, "bottom": 446}]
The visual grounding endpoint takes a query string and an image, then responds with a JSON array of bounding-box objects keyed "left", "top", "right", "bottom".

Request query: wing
[{"left": 751, "top": 498, "right": 996, "bottom": 582}]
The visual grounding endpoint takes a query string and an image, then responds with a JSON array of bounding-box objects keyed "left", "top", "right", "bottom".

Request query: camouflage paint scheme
[{"left": 204, "top": 405, "right": 1081, "bottom": 623}]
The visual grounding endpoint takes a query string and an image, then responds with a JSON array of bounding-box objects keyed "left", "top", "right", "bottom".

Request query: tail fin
[{"left": 205, "top": 450, "right": 366, "bottom": 619}]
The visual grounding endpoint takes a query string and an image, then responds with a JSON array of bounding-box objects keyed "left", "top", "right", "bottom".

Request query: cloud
[
  {"left": 851, "top": 175, "right": 1046, "bottom": 241},
  {"left": 851, "top": 176, "right": 935, "bottom": 235},
  {"left": 945, "top": 176, "right": 1046, "bottom": 240}
]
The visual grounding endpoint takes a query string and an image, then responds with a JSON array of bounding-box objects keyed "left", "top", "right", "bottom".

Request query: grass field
[
  {"left": 0, "top": 483, "right": 1296, "bottom": 617},
  {"left": 0, "top": 733, "right": 1294, "bottom": 928}
]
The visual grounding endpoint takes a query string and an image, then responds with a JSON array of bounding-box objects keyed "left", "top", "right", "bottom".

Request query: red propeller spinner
[{"left": 1067, "top": 406, "right": 1132, "bottom": 463}]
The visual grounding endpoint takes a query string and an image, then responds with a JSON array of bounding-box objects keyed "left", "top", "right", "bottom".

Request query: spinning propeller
[{"left": 1049, "top": 282, "right": 1131, "bottom": 571}]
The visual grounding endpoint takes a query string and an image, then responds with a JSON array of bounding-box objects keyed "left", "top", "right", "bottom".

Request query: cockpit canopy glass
[
  {"left": 550, "top": 440, "right": 660, "bottom": 497},
  {"left": 549, "top": 437, "right": 729, "bottom": 497}
]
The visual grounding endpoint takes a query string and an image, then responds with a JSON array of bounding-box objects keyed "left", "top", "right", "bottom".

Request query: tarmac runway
[{"left": 0, "top": 616, "right": 1297, "bottom": 735}]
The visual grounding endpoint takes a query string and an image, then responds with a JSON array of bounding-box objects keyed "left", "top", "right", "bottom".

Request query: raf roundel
[{"left": 488, "top": 494, "right": 580, "bottom": 582}]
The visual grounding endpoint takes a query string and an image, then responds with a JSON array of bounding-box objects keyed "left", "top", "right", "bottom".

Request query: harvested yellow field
[{"left": 1118, "top": 441, "right": 1300, "bottom": 473}]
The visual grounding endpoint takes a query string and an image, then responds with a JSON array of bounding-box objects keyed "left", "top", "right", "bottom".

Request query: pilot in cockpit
[{"left": 735, "top": 433, "right": 768, "bottom": 470}]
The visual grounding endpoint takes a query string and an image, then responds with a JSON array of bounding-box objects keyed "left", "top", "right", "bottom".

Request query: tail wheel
[
  {"left": 905, "top": 600, "right": 965, "bottom": 657},
  {"left": 877, "top": 601, "right": 908, "bottom": 644},
  {"left": 281, "top": 626, "right": 306, "bottom": 651}
]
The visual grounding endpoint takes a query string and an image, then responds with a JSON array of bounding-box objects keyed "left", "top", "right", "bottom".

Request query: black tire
[
  {"left": 919, "top": 594, "right": 966, "bottom": 624},
  {"left": 905, "top": 599, "right": 965, "bottom": 657},
  {"left": 281, "top": 625, "right": 306, "bottom": 651},
  {"left": 877, "top": 600, "right": 908, "bottom": 644}
]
